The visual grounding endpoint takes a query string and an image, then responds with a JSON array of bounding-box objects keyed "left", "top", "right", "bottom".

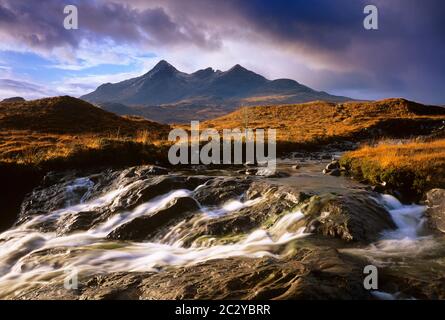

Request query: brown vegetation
[
  {"left": 2, "top": 96, "right": 444, "bottom": 184},
  {"left": 204, "top": 98, "right": 445, "bottom": 150},
  {"left": 340, "top": 138, "right": 445, "bottom": 198},
  {"left": 0, "top": 96, "right": 171, "bottom": 169}
]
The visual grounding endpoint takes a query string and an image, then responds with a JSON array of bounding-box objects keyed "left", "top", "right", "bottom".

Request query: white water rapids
[
  {"left": 343, "top": 194, "right": 433, "bottom": 265},
  {"left": 0, "top": 175, "right": 430, "bottom": 298},
  {"left": 0, "top": 178, "right": 309, "bottom": 297}
]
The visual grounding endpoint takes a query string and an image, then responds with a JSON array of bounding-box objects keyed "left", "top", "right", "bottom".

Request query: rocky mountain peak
[{"left": 144, "top": 60, "right": 178, "bottom": 77}]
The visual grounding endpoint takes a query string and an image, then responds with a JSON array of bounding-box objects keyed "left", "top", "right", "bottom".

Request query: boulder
[
  {"left": 425, "top": 189, "right": 445, "bottom": 233},
  {"left": 301, "top": 192, "right": 397, "bottom": 243},
  {"left": 112, "top": 175, "right": 207, "bottom": 211},
  {"left": 194, "top": 177, "right": 252, "bottom": 206}
]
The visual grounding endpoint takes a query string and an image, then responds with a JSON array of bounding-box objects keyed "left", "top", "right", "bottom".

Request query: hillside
[
  {"left": 0, "top": 96, "right": 168, "bottom": 135},
  {"left": 0, "top": 96, "right": 171, "bottom": 167},
  {"left": 81, "top": 60, "right": 350, "bottom": 123},
  {"left": 2, "top": 96, "right": 444, "bottom": 168},
  {"left": 1, "top": 97, "right": 26, "bottom": 103},
  {"left": 204, "top": 98, "right": 445, "bottom": 147}
]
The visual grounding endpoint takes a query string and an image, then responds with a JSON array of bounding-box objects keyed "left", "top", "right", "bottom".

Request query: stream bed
[{"left": 0, "top": 157, "right": 444, "bottom": 299}]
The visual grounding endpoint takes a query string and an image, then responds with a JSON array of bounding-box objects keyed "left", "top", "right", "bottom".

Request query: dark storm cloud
[
  {"left": 0, "top": 0, "right": 220, "bottom": 52},
  {"left": 233, "top": 0, "right": 445, "bottom": 103},
  {"left": 79, "top": 1, "right": 220, "bottom": 48},
  {"left": 234, "top": 0, "right": 445, "bottom": 103},
  {"left": 0, "top": 0, "right": 78, "bottom": 49},
  {"left": 0, "top": 4, "right": 15, "bottom": 22},
  {"left": 139, "top": 0, "right": 445, "bottom": 103},
  {"left": 0, "top": 0, "right": 443, "bottom": 103}
]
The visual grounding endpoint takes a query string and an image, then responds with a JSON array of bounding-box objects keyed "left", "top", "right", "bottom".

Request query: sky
[{"left": 0, "top": 0, "right": 444, "bottom": 104}]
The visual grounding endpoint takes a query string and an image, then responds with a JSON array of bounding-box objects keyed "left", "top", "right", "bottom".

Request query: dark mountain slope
[{"left": 81, "top": 60, "right": 351, "bottom": 123}]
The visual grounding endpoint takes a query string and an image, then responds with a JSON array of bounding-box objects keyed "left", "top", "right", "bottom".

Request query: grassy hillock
[
  {"left": 204, "top": 98, "right": 445, "bottom": 151},
  {"left": 0, "top": 96, "right": 171, "bottom": 169},
  {"left": 340, "top": 138, "right": 445, "bottom": 199}
]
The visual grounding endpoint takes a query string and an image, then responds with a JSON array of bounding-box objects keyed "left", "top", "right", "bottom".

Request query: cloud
[
  {"left": 0, "top": 78, "right": 57, "bottom": 100},
  {"left": 0, "top": 0, "right": 220, "bottom": 57}
]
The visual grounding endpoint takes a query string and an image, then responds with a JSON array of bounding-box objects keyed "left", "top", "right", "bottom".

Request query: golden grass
[
  {"left": 340, "top": 138, "right": 445, "bottom": 197},
  {"left": 203, "top": 98, "right": 445, "bottom": 146},
  {"left": 0, "top": 130, "right": 171, "bottom": 167},
  {"left": 346, "top": 139, "right": 445, "bottom": 168},
  {"left": 0, "top": 96, "right": 173, "bottom": 168},
  {"left": 1, "top": 96, "right": 444, "bottom": 175}
]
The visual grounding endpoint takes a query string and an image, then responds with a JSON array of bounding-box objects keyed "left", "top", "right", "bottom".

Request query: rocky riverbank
[{"left": 0, "top": 158, "right": 443, "bottom": 300}]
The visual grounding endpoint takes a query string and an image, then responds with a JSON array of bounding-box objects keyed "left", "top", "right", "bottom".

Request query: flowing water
[{"left": 0, "top": 158, "right": 440, "bottom": 299}]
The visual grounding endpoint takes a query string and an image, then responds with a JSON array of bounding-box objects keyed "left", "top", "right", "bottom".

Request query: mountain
[{"left": 81, "top": 60, "right": 351, "bottom": 123}]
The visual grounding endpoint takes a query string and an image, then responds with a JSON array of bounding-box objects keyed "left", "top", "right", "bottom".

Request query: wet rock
[
  {"left": 371, "top": 184, "right": 387, "bottom": 193},
  {"left": 12, "top": 247, "right": 370, "bottom": 300},
  {"left": 113, "top": 175, "right": 207, "bottom": 211},
  {"left": 194, "top": 177, "right": 252, "bottom": 206},
  {"left": 245, "top": 181, "right": 310, "bottom": 204},
  {"left": 238, "top": 168, "right": 289, "bottom": 177},
  {"left": 56, "top": 211, "right": 100, "bottom": 235},
  {"left": 328, "top": 168, "right": 341, "bottom": 177},
  {"left": 190, "top": 194, "right": 299, "bottom": 241},
  {"left": 136, "top": 248, "right": 369, "bottom": 299},
  {"left": 18, "top": 166, "right": 206, "bottom": 234},
  {"left": 425, "top": 189, "right": 445, "bottom": 233},
  {"left": 245, "top": 168, "right": 257, "bottom": 175},
  {"left": 323, "top": 160, "right": 343, "bottom": 177},
  {"left": 198, "top": 213, "right": 256, "bottom": 237},
  {"left": 301, "top": 192, "right": 397, "bottom": 243},
  {"left": 255, "top": 168, "right": 290, "bottom": 178},
  {"left": 107, "top": 197, "right": 199, "bottom": 241},
  {"left": 19, "top": 176, "right": 94, "bottom": 219},
  {"left": 129, "top": 165, "right": 169, "bottom": 176},
  {"left": 19, "top": 165, "right": 172, "bottom": 221},
  {"left": 325, "top": 160, "right": 340, "bottom": 171},
  {"left": 292, "top": 164, "right": 301, "bottom": 170},
  {"left": 178, "top": 182, "right": 310, "bottom": 246}
]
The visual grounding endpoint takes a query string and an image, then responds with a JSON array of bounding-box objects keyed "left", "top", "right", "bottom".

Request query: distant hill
[
  {"left": 0, "top": 96, "right": 169, "bottom": 136},
  {"left": 1, "top": 97, "right": 26, "bottom": 103},
  {"left": 204, "top": 98, "right": 445, "bottom": 145},
  {"left": 81, "top": 60, "right": 351, "bottom": 123}
]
